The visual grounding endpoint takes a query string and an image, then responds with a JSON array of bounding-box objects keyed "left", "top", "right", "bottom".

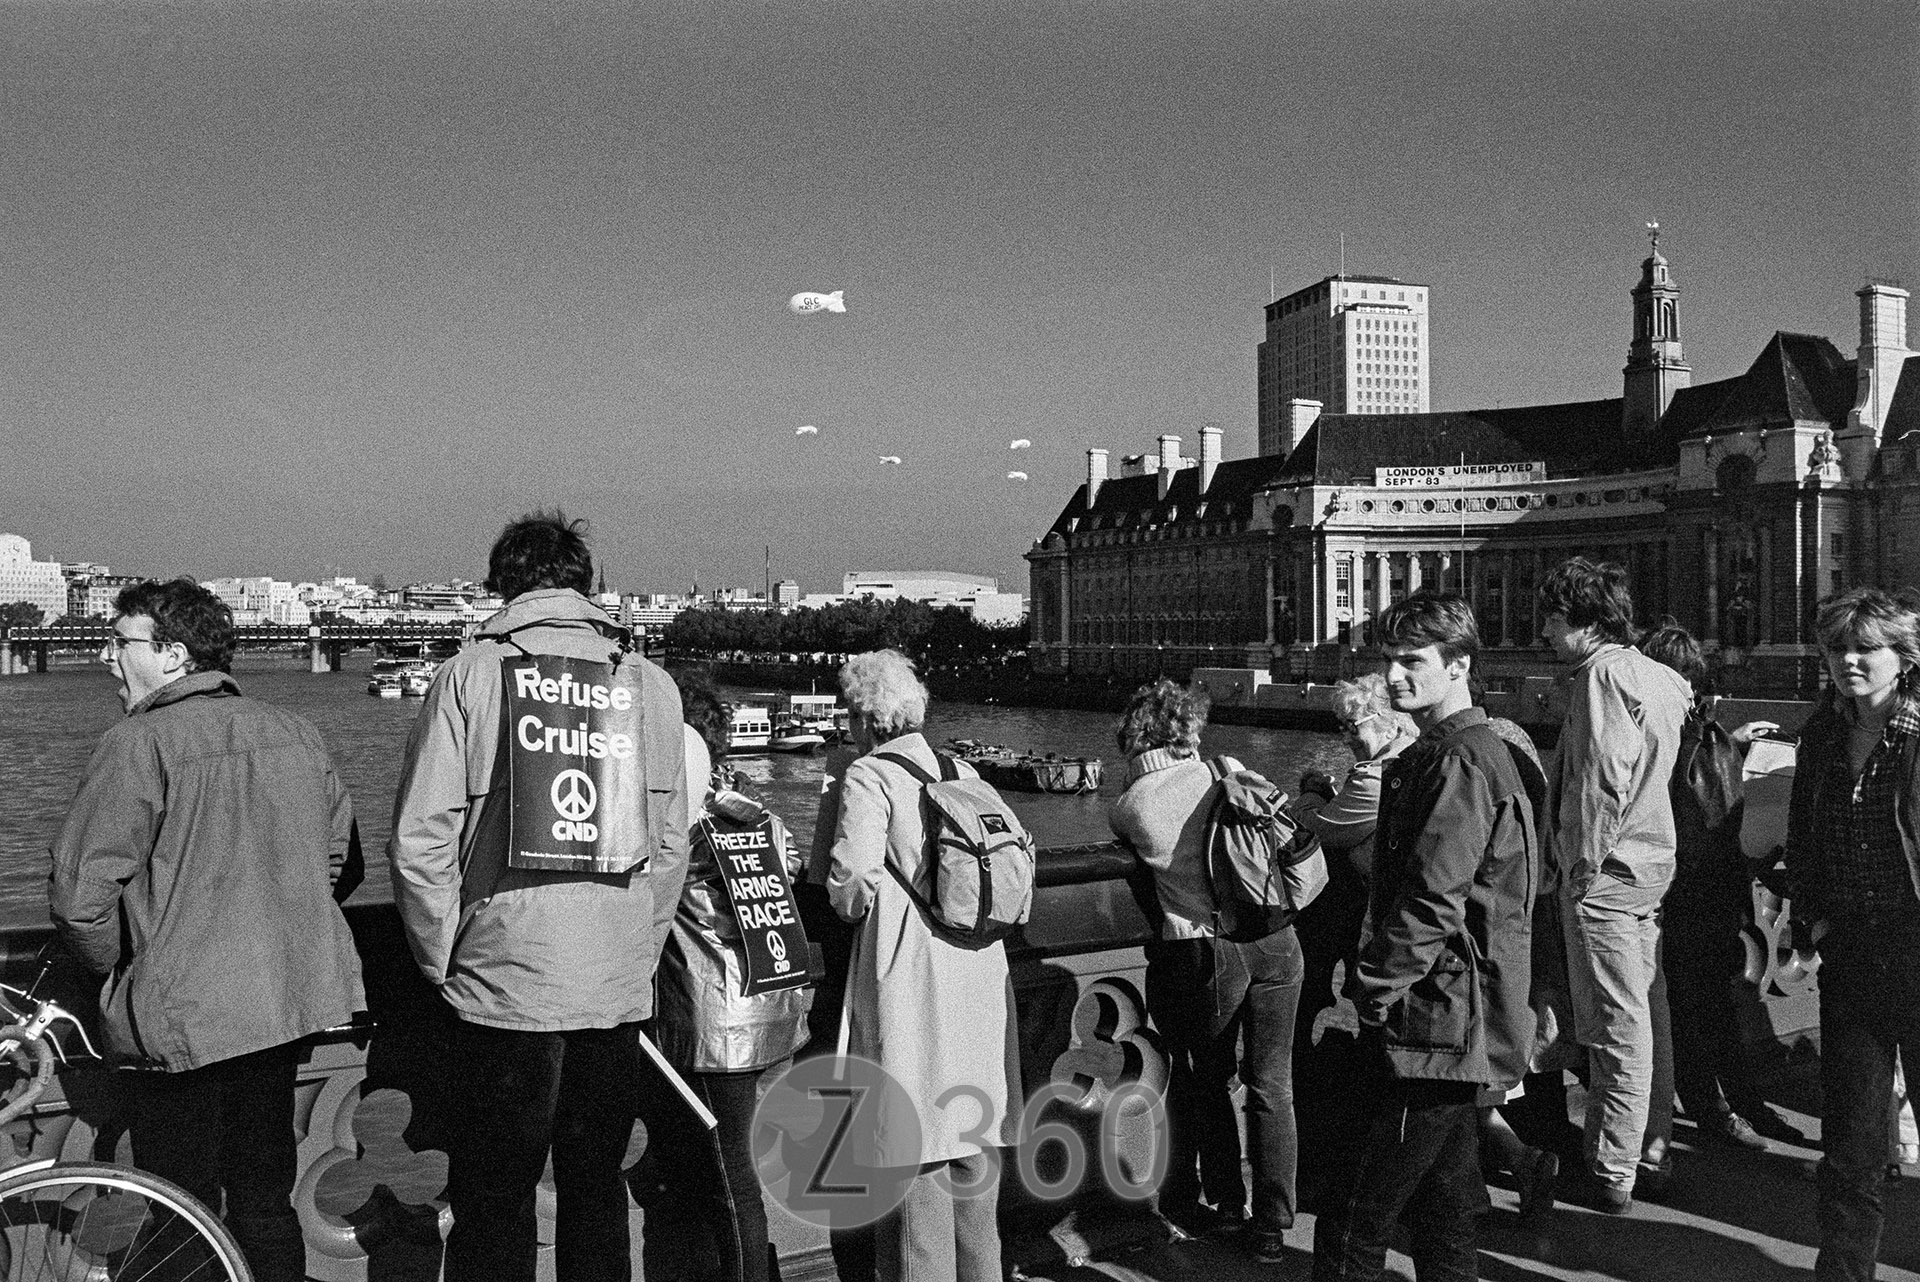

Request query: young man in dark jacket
[
  {"left": 1313, "top": 592, "right": 1538, "bottom": 1282},
  {"left": 50, "top": 579, "right": 366, "bottom": 1282}
]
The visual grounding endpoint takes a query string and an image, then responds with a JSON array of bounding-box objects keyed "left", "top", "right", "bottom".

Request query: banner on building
[
  {"left": 698, "top": 812, "right": 812, "bottom": 996},
  {"left": 502, "top": 655, "right": 650, "bottom": 873},
  {"left": 1374, "top": 462, "right": 1546, "bottom": 489}
]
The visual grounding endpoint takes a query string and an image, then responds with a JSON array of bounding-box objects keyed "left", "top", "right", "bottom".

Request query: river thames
[{"left": 0, "top": 651, "right": 1353, "bottom": 931}]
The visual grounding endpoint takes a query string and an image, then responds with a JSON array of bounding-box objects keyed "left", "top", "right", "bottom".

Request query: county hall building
[{"left": 1026, "top": 239, "right": 1918, "bottom": 697}]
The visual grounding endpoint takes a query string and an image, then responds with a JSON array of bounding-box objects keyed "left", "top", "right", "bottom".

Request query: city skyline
[{"left": 5, "top": 0, "right": 1914, "bottom": 592}]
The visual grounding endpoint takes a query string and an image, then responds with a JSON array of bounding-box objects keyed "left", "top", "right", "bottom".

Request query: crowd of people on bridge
[{"left": 37, "top": 511, "right": 1920, "bottom": 1282}]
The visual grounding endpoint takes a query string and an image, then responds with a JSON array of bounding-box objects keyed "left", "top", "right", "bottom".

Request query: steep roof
[
  {"left": 1880, "top": 355, "right": 1920, "bottom": 442},
  {"left": 1268, "top": 396, "right": 1655, "bottom": 488},
  {"left": 1678, "top": 332, "right": 1855, "bottom": 437},
  {"left": 1041, "top": 454, "right": 1296, "bottom": 540}
]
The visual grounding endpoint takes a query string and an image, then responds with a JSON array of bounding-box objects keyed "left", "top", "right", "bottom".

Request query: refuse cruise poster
[{"left": 502, "top": 655, "right": 649, "bottom": 873}]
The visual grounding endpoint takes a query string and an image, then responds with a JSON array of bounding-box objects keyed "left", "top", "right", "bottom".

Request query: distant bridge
[{"left": 0, "top": 621, "right": 472, "bottom": 675}]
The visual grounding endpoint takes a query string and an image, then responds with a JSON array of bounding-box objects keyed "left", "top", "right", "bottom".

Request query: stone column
[
  {"left": 1263, "top": 551, "right": 1276, "bottom": 644},
  {"left": 1498, "top": 551, "right": 1514, "bottom": 647},
  {"left": 1407, "top": 550, "right": 1424, "bottom": 595},
  {"left": 1374, "top": 550, "right": 1392, "bottom": 627},
  {"left": 1756, "top": 523, "right": 1773, "bottom": 644},
  {"left": 1702, "top": 525, "right": 1720, "bottom": 643}
]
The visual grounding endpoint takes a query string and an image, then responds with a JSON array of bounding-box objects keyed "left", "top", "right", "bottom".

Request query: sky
[{"left": 4, "top": 0, "right": 1915, "bottom": 597}]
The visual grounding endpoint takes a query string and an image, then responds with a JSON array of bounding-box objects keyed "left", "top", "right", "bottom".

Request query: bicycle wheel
[{"left": 0, "top": 1162, "right": 254, "bottom": 1282}]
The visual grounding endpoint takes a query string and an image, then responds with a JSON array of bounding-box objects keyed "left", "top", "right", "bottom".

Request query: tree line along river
[{"left": 0, "top": 651, "right": 1354, "bottom": 933}]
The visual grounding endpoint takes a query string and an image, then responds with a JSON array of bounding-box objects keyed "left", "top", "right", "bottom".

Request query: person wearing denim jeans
[
  {"left": 1111, "top": 679, "right": 1305, "bottom": 1261},
  {"left": 1539, "top": 559, "right": 1690, "bottom": 1209},
  {"left": 1782, "top": 588, "right": 1920, "bottom": 1282}
]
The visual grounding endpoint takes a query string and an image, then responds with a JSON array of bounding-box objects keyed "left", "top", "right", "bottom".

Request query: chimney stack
[
  {"left": 1085, "top": 448, "right": 1108, "bottom": 508},
  {"left": 1199, "top": 424, "right": 1223, "bottom": 492},
  {"left": 1847, "top": 282, "right": 1913, "bottom": 445},
  {"left": 1157, "top": 434, "right": 1182, "bottom": 499},
  {"left": 1285, "top": 399, "right": 1323, "bottom": 454}
]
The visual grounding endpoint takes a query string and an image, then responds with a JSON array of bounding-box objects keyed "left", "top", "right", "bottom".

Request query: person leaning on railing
[
  {"left": 1107, "top": 678, "right": 1303, "bottom": 1265},
  {"left": 1782, "top": 588, "right": 1920, "bottom": 1282}
]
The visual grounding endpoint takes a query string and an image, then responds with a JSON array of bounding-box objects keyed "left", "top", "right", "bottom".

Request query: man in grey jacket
[
  {"left": 388, "top": 511, "right": 689, "bottom": 1282},
  {"left": 51, "top": 578, "right": 366, "bottom": 1282},
  {"left": 1539, "top": 557, "right": 1691, "bottom": 1213}
]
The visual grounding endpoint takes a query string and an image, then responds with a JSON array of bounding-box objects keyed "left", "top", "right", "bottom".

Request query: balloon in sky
[
  {"left": 1007, "top": 471, "right": 1029, "bottom": 481},
  {"left": 1009, "top": 439, "right": 1031, "bottom": 450},
  {"left": 795, "top": 425, "right": 818, "bottom": 435},
  {"left": 788, "top": 290, "right": 846, "bottom": 315},
  {"left": 878, "top": 455, "right": 902, "bottom": 465}
]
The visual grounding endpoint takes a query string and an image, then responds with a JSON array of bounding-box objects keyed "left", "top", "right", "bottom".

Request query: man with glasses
[{"left": 50, "top": 578, "right": 365, "bottom": 1282}]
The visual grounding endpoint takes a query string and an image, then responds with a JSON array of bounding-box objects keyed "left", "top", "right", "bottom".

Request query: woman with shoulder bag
[
  {"left": 1107, "top": 679, "right": 1303, "bottom": 1265},
  {"left": 646, "top": 673, "right": 813, "bottom": 1282}
]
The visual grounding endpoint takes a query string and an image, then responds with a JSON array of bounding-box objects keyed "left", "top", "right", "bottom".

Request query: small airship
[
  {"left": 1007, "top": 471, "right": 1029, "bottom": 481},
  {"left": 879, "top": 455, "right": 903, "bottom": 465},
  {"left": 795, "top": 425, "right": 818, "bottom": 435},
  {"left": 1009, "top": 439, "right": 1031, "bottom": 450},
  {"left": 789, "top": 290, "right": 846, "bottom": 315}
]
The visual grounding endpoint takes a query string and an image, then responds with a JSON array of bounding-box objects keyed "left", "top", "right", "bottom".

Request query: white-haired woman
[
  {"left": 826, "top": 649, "right": 1019, "bottom": 1282},
  {"left": 1784, "top": 589, "right": 1920, "bottom": 1281}
]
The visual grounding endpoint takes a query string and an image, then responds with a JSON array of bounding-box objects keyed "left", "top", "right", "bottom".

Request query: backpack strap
[
  {"left": 1207, "top": 756, "right": 1231, "bottom": 782},
  {"left": 870, "top": 751, "right": 945, "bottom": 921},
  {"left": 875, "top": 751, "right": 938, "bottom": 786}
]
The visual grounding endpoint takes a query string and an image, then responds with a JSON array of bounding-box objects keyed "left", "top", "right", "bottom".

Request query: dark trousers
[
  {"left": 1813, "top": 914, "right": 1920, "bottom": 1282},
  {"left": 127, "top": 1042, "right": 306, "bottom": 1282},
  {"left": 1311, "top": 1070, "right": 1485, "bottom": 1282},
  {"left": 1664, "top": 907, "right": 1766, "bottom": 1122},
  {"left": 443, "top": 1018, "right": 642, "bottom": 1282},
  {"left": 642, "top": 1067, "right": 777, "bottom": 1282},
  {"left": 1147, "top": 929, "right": 1304, "bottom": 1231}
]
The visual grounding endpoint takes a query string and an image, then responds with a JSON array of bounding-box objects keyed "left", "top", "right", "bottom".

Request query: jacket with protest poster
[{"left": 387, "top": 588, "right": 689, "bottom": 1031}]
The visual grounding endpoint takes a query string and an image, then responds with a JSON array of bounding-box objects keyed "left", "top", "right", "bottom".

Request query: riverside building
[
  {"left": 1028, "top": 236, "right": 1916, "bottom": 697},
  {"left": 0, "top": 536, "right": 70, "bottom": 619},
  {"left": 1257, "top": 273, "right": 1431, "bottom": 455}
]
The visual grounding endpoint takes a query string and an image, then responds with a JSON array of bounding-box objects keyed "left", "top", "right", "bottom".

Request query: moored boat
[
  {"left": 945, "top": 739, "right": 1104, "bottom": 793},
  {"left": 727, "top": 706, "right": 773, "bottom": 754},
  {"left": 400, "top": 661, "right": 437, "bottom": 697},
  {"left": 368, "top": 673, "right": 404, "bottom": 699},
  {"left": 768, "top": 715, "right": 826, "bottom": 753}
]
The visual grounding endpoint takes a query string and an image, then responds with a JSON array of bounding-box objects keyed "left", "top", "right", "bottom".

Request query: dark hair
[
  {"left": 674, "top": 670, "right": 729, "bottom": 763},
  {"left": 1116, "top": 679, "right": 1209, "bottom": 756},
  {"left": 114, "top": 578, "right": 234, "bottom": 674},
  {"left": 1536, "top": 557, "right": 1637, "bottom": 645},
  {"left": 1377, "top": 591, "right": 1478, "bottom": 665},
  {"left": 486, "top": 510, "right": 594, "bottom": 601},
  {"left": 1640, "top": 621, "right": 1706, "bottom": 689}
]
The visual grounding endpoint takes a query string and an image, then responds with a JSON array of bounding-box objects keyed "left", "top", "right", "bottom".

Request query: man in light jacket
[
  {"left": 1539, "top": 557, "right": 1691, "bottom": 1213},
  {"left": 51, "top": 578, "right": 366, "bottom": 1282},
  {"left": 388, "top": 511, "right": 689, "bottom": 1282}
]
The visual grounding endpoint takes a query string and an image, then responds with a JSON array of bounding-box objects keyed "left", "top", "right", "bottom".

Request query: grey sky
[{"left": 5, "top": 0, "right": 1914, "bottom": 595}]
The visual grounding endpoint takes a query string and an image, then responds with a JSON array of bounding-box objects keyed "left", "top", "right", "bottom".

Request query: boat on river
[
  {"left": 367, "top": 672, "right": 404, "bottom": 699},
  {"left": 400, "top": 661, "right": 436, "bottom": 697},
  {"left": 945, "top": 739, "right": 1104, "bottom": 794},
  {"left": 727, "top": 706, "right": 773, "bottom": 754},
  {"left": 768, "top": 715, "right": 826, "bottom": 753}
]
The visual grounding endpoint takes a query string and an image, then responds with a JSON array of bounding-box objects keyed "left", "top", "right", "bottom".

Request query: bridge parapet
[{"left": 0, "top": 842, "right": 1817, "bottom": 1280}]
